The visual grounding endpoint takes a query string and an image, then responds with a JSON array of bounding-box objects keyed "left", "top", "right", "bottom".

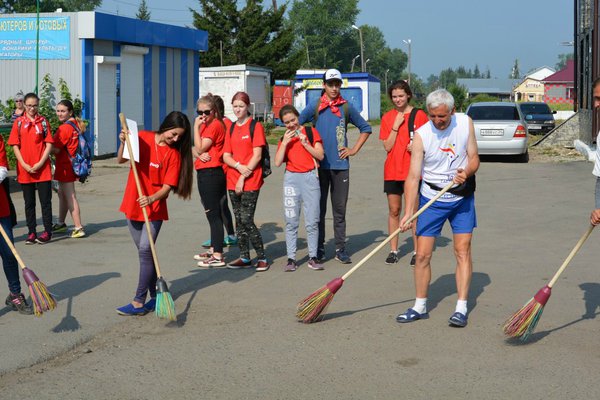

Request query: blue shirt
[{"left": 299, "top": 100, "right": 371, "bottom": 170}]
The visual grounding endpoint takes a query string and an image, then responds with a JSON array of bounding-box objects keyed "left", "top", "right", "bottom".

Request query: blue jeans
[
  {"left": 128, "top": 219, "right": 162, "bottom": 304},
  {"left": 0, "top": 216, "right": 20, "bottom": 294}
]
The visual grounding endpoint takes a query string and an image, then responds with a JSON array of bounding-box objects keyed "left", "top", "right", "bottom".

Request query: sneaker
[
  {"left": 335, "top": 248, "right": 351, "bottom": 264},
  {"left": 25, "top": 233, "right": 36, "bottom": 245},
  {"left": 70, "top": 228, "right": 86, "bottom": 238},
  {"left": 255, "top": 259, "right": 270, "bottom": 272},
  {"left": 307, "top": 257, "right": 324, "bottom": 271},
  {"left": 227, "top": 258, "right": 253, "bottom": 269},
  {"left": 284, "top": 259, "right": 297, "bottom": 272},
  {"left": 224, "top": 235, "right": 238, "bottom": 246},
  {"left": 193, "top": 251, "right": 213, "bottom": 261},
  {"left": 35, "top": 231, "right": 51, "bottom": 244},
  {"left": 52, "top": 223, "right": 67, "bottom": 233},
  {"left": 410, "top": 253, "right": 417, "bottom": 267},
  {"left": 143, "top": 298, "right": 156, "bottom": 312},
  {"left": 385, "top": 251, "right": 399, "bottom": 265},
  {"left": 5, "top": 293, "right": 33, "bottom": 315},
  {"left": 201, "top": 239, "right": 212, "bottom": 248},
  {"left": 116, "top": 303, "right": 148, "bottom": 316},
  {"left": 197, "top": 255, "right": 226, "bottom": 268}
]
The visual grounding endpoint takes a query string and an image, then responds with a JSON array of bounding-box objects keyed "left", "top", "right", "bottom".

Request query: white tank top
[{"left": 418, "top": 113, "right": 471, "bottom": 202}]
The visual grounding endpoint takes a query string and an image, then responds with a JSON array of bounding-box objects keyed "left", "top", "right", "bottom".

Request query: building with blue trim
[{"left": 0, "top": 12, "right": 207, "bottom": 156}]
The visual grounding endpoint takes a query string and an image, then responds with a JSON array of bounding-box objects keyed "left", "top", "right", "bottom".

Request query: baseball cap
[{"left": 323, "top": 69, "right": 342, "bottom": 83}]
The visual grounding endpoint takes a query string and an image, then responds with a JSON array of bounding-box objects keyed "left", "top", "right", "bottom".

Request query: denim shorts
[{"left": 416, "top": 194, "right": 477, "bottom": 237}]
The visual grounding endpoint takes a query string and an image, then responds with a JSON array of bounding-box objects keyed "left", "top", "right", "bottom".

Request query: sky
[{"left": 96, "top": 0, "right": 574, "bottom": 80}]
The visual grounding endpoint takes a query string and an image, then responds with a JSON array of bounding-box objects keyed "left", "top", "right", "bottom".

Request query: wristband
[{"left": 392, "top": 128, "right": 398, "bottom": 132}]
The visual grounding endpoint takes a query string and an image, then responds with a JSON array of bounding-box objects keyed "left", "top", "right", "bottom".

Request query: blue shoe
[
  {"left": 396, "top": 308, "right": 429, "bottom": 323},
  {"left": 116, "top": 303, "right": 148, "bottom": 316},
  {"left": 201, "top": 239, "right": 211, "bottom": 248},
  {"left": 224, "top": 235, "right": 238, "bottom": 246},
  {"left": 335, "top": 248, "right": 352, "bottom": 264},
  {"left": 448, "top": 312, "right": 468, "bottom": 327},
  {"left": 144, "top": 298, "right": 156, "bottom": 312}
]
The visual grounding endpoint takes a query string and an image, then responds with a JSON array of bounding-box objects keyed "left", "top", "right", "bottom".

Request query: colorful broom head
[
  {"left": 503, "top": 286, "right": 552, "bottom": 341},
  {"left": 22, "top": 267, "right": 57, "bottom": 316},
  {"left": 155, "top": 277, "right": 176, "bottom": 321},
  {"left": 296, "top": 277, "right": 344, "bottom": 323}
]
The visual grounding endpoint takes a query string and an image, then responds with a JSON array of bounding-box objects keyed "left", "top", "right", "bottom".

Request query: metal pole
[
  {"left": 385, "top": 69, "right": 390, "bottom": 93},
  {"left": 359, "top": 29, "right": 365, "bottom": 72},
  {"left": 35, "top": 0, "right": 40, "bottom": 94},
  {"left": 220, "top": 40, "right": 223, "bottom": 66}
]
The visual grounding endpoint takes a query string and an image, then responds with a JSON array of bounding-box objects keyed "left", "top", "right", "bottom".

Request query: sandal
[
  {"left": 448, "top": 312, "right": 468, "bottom": 327},
  {"left": 396, "top": 308, "right": 429, "bottom": 323}
]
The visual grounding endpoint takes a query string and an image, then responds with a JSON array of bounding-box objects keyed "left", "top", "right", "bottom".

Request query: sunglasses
[
  {"left": 15, "top": 100, "right": 23, "bottom": 103},
  {"left": 196, "top": 109, "right": 212, "bottom": 116}
]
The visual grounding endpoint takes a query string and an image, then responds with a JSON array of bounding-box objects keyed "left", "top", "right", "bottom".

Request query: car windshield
[
  {"left": 519, "top": 103, "right": 551, "bottom": 115},
  {"left": 467, "top": 106, "right": 520, "bottom": 121}
]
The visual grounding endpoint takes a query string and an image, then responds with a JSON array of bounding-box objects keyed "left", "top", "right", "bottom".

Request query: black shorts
[{"left": 384, "top": 180, "right": 405, "bottom": 195}]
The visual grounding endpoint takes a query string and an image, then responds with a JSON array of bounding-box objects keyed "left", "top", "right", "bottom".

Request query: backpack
[
  {"left": 17, "top": 118, "right": 49, "bottom": 139},
  {"left": 407, "top": 108, "right": 420, "bottom": 140},
  {"left": 64, "top": 120, "right": 92, "bottom": 183},
  {"left": 229, "top": 119, "right": 271, "bottom": 179}
]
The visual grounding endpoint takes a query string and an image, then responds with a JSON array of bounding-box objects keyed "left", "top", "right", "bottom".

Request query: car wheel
[{"left": 515, "top": 151, "right": 529, "bottom": 163}]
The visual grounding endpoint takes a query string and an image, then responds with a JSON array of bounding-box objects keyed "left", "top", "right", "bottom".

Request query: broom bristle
[
  {"left": 155, "top": 292, "right": 176, "bottom": 321},
  {"left": 503, "top": 297, "right": 546, "bottom": 341},
  {"left": 28, "top": 280, "right": 57, "bottom": 316},
  {"left": 296, "top": 285, "right": 335, "bottom": 323}
]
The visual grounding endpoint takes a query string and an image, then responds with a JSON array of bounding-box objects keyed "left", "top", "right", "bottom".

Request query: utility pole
[
  {"left": 352, "top": 25, "right": 365, "bottom": 72},
  {"left": 403, "top": 39, "right": 412, "bottom": 86}
]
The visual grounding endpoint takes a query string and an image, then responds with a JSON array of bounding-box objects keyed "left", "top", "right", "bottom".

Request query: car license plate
[
  {"left": 528, "top": 124, "right": 541, "bottom": 129},
  {"left": 480, "top": 129, "right": 504, "bottom": 136}
]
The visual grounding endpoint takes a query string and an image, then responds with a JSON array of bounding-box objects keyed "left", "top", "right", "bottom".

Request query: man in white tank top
[{"left": 397, "top": 89, "right": 480, "bottom": 328}]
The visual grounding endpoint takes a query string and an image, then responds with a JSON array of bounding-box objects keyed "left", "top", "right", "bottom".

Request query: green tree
[
  {"left": 0, "top": 0, "right": 102, "bottom": 13},
  {"left": 192, "top": 0, "right": 299, "bottom": 79},
  {"left": 510, "top": 59, "right": 520, "bottom": 79},
  {"left": 555, "top": 53, "right": 574, "bottom": 70},
  {"left": 448, "top": 84, "right": 467, "bottom": 112},
  {"left": 136, "top": 0, "right": 151, "bottom": 21}
]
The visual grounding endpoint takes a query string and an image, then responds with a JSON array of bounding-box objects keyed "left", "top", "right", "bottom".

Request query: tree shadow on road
[{"left": 427, "top": 272, "right": 491, "bottom": 313}]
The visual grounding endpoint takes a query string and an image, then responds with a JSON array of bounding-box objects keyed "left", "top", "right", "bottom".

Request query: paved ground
[{"left": 1, "top": 128, "right": 600, "bottom": 399}]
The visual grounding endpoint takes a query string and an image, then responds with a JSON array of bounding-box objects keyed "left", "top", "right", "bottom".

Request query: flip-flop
[
  {"left": 448, "top": 312, "right": 468, "bottom": 327},
  {"left": 396, "top": 308, "right": 429, "bottom": 323}
]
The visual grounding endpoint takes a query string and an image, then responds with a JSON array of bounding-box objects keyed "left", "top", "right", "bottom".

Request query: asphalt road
[{"left": 1, "top": 129, "right": 599, "bottom": 399}]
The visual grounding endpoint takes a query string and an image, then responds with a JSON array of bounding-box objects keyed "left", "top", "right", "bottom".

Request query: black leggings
[
  {"left": 197, "top": 168, "right": 227, "bottom": 253},
  {"left": 21, "top": 181, "right": 52, "bottom": 234}
]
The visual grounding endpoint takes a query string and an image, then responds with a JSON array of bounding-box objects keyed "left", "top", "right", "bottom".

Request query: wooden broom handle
[
  {"left": 119, "top": 113, "right": 163, "bottom": 278},
  {"left": 0, "top": 222, "right": 27, "bottom": 271},
  {"left": 341, "top": 181, "right": 455, "bottom": 280},
  {"left": 547, "top": 224, "right": 595, "bottom": 288}
]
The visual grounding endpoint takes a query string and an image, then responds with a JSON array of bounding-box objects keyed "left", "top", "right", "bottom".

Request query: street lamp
[
  {"left": 350, "top": 54, "right": 360, "bottom": 73},
  {"left": 385, "top": 68, "right": 390, "bottom": 92},
  {"left": 403, "top": 39, "right": 412, "bottom": 86},
  {"left": 365, "top": 58, "right": 370, "bottom": 73},
  {"left": 352, "top": 24, "right": 365, "bottom": 72}
]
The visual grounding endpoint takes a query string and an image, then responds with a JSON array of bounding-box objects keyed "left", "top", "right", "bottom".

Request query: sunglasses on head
[{"left": 197, "top": 109, "right": 211, "bottom": 116}]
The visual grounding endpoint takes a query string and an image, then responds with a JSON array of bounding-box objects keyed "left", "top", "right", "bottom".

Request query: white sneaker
[{"left": 197, "top": 256, "right": 225, "bottom": 268}]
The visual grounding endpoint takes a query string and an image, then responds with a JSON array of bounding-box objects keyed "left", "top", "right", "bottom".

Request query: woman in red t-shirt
[
  {"left": 52, "top": 100, "right": 85, "bottom": 238},
  {"left": 192, "top": 94, "right": 228, "bottom": 267},
  {"left": 222, "top": 91, "right": 269, "bottom": 271},
  {"left": 380, "top": 81, "right": 429, "bottom": 266},
  {"left": 115, "top": 111, "right": 193, "bottom": 316}
]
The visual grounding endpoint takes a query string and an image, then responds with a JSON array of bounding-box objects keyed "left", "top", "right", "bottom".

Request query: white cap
[{"left": 323, "top": 69, "right": 342, "bottom": 82}]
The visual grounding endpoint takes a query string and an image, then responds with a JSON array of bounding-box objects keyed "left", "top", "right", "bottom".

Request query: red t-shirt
[
  {"left": 53, "top": 119, "right": 80, "bottom": 182},
  {"left": 8, "top": 114, "right": 54, "bottom": 183},
  {"left": 0, "top": 136, "right": 11, "bottom": 218},
  {"left": 379, "top": 109, "right": 429, "bottom": 181},
  {"left": 223, "top": 119, "right": 266, "bottom": 191},
  {"left": 194, "top": 119, "right": 225, "bottom": 170},
  {"left": 277, "top": 126, "right": 323, "bottom": 173},
  {"left": 222, "top": 118, "right": 233, "bottom": 174},
  {"left": 119, "top": 131, "right": 181, "bottom": 221}
]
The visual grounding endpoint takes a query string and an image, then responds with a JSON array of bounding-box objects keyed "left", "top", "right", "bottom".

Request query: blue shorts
[{"left": 416, "top": 194, "right": 477, "bottom": 237}]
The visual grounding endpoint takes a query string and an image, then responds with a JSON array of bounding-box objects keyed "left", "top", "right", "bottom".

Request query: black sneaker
[
  {"left": 5, "top": 293, "right": 33, "bottom": 315},
  {"left": 385, "top": 251, "right": 399, "bottom": 264},
  {"left": 410, "top": 253, "right": 416, "bottom": 267}
]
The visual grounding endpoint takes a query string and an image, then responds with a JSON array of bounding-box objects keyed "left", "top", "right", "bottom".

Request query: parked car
[
  {"left": 518, "top": 102, "right": 556, "bottom": 134},
  {"left": 465, "top": 102, "right": 529, "bottom": 162}
]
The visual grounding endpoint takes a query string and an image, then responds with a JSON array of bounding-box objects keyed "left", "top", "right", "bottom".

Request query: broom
[
  {"left": 0, "top": 223, "right": 56, "bottom": 316},
  {"left": 503, "top": 224, "right": 595, "bottom": 341},
  {"left": 119, "top": 114, "right": 176, "bottom": 321},
  {"left": 297, "top": 181, "right": 455, "bottom": 323}
]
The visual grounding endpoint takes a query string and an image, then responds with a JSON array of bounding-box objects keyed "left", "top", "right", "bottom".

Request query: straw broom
[
  {"left": 503, "top": 224, "right": 595, "bottom": 341},
  {"left": 0, "top": 223, "right": 56, "bottom": 316},
  {"left": 297, "top": 181, "right": 455, "bottom": 323},
  {"left": 119, "top": 114, "right": 176, "bottom": 321}
]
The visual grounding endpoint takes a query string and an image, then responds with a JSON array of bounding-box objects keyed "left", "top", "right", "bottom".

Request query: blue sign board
[{"left": 0, "top": 17, "right": 70, "bottom": 60}]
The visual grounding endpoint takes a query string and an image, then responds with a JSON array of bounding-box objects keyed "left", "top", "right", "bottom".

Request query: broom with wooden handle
[
  {"left": 503, "top": 224, "right": 595, "bottom": 341},
  {"left": 0, "top": 223, "right": 56, "bottom": 316},
  {"left": 296, "top": 181, "right": 455, "bottom": 323},
  {"left": 119, "top": 113, "right": 176, "bottom": 321}
]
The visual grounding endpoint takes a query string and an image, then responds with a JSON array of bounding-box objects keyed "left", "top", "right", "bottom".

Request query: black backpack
[
  {"left": 229, "top": 119, "right": 271, "bottom": 179},
  {"left": 407, "top": 108, "right": 420, "bottom": 140}
]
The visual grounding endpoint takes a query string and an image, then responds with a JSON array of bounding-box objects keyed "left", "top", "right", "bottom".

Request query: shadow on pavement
[
  {"left": 321, "top": 299, "right": 413, "bottom": 322},
  {"left": 427, "top": 272, "right": 491, "bottom": 313}
]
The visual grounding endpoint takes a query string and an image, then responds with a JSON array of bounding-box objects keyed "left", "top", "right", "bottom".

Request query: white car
[{"left": 466, "top": 102, "right": 529, "bottom": 162}]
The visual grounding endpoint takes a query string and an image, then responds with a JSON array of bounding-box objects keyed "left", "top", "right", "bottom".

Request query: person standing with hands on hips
[
  {"left": 274, "top": 105, "right": 325, "bottom": 272},
  {"left": 298, "top": 69, "right": 372, "bottom": 263}
]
